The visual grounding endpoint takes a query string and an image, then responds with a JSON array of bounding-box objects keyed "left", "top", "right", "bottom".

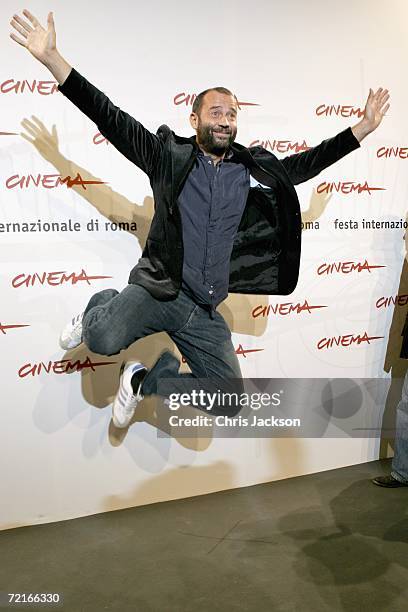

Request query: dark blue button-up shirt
[{"left": 178, "top": 148, "right": 250, "bottom": 315}]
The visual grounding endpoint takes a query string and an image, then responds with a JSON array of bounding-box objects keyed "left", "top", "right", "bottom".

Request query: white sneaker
[
  {"left": 59, "top": 312, "right": 84, "bottom": 350},
  {"left": 112, "top": 361, "right": 147, "bottom": 428}
]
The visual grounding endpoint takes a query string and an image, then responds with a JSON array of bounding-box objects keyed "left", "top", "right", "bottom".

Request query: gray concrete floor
[{"left": 1, "top": 458, "right": 407, "bottom": 612}]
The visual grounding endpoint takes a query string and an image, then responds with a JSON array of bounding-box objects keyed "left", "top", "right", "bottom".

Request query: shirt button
[{"left": 209, "top": 290, "right": 214, "bottom": 295}]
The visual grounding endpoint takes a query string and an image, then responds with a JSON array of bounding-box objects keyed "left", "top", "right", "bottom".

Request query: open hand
[
  {"left": 20, "top": 116, "right": 60, "bottom": 160},
  {"left": 10, "top": 9, "right": 56, "bottom": 64},
  {"left": 363, "top": 87, "right": 390, "bottom": 132}
]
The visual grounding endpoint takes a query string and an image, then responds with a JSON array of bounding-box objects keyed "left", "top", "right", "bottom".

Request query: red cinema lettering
[
  {"left": 0, "top": 322, "right": 29, "bottom": 335},
  {"left": 317, "top": 260, "right": 385, "bottom": 275},
  {"left": 5, "top": 173, "right": 107, "bottom": 190},
  {"left": 174, "top": 92, "right": 259, "bottom": 108},
  {"left": 18, "top": 362, "right": 36, "bottom": 377},
  {"left": 12, "top": 269, "right": 112, "bottom": 288},
  {"left": 317, "top": 331, "right": 383, "bottom": 350},
  {"left": 252, "top": 305, "right": 267, "bottom": 318},
  {"left": 182, "top": 344, "right": 263, "bottom": 362},
  {"left": 248, "top": 139, "right": 310, "bottom": 154},
  {"left": 377, "top": 147, "right": 408, "bottom": 159},
  {"left": 53, "top": 360, "right": 68, "bottom": 374},
  {"left": 173, "top": 92, "right": 197, "bottom": 106},
  {"left": 18, "top": 356, "right": 117, "bottom": 378},
  {"left": 287, "top": 300, "right": 326, "bottom": 315},
  {"left": 252, "top": 300, "right": 326, "bottom": 318},
  {"left": 93, "top": 132, "right": 109, "bottom": 145},
  {"left": 316, "top": 181, "right": 384, "bottom": 195},
  {"left": 375, "top": 294, "right": 408, "bottom": 309},
  {"left": 235, "top": 344, "right": 264, "bottom": 358},
  {"left": 57, "top": 173, "right": 108, "bottom": 190},
  {"left": 315, "top": 104, "right": 364, "bottom": 118},
  {"left": 0, "top": 78, "right": 58, "bottom": 95}
]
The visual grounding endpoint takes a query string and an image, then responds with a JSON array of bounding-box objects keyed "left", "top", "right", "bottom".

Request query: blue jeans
[
  {"left": 391, "top": 367, "right": 408, "bottom": 483},
  {"left": 82, "top": 284, "right": 243, "bottom": 416}
]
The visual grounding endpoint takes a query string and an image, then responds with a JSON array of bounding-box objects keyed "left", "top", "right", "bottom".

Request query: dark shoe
[{"left": 372, "top": 475, "right": 408, "bottom": 488}]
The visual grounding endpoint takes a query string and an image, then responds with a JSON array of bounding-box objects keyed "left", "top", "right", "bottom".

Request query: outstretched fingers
[
  {"left": 373, "top": 87, "right": 389, "bottom": 103},
  {"left": 47, "top": 12, "right": 55, "bottom": 29},
  {"left": 377, "top": 90, "right": 390, "bottom": 114},
  {"left": 22, "top": 9, "right": 40, "bottom": 28},
  {"left": 9, "top": 10, "right": 37, "bottom": 47},
  {"left": 382, "top": 102, "right": 390, "bottom": 116},
  {"left": 13, "top": 13, "right": 34, "bottom": 33},
  {"left": 9, "top": 31, "right": 27, "bottom": 47},
  {"left": 10, "top": 18, "right": 29, "bottom": 40},
  {"left": 366, "top": 87, "right": 390, "bottom": 116}
]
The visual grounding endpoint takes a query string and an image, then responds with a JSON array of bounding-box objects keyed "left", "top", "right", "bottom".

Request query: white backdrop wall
[{"left": 1, "top": 0, "right": 407, "bottom": 529}]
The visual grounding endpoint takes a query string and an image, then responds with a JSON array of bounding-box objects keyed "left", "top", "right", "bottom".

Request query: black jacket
[
  {"left": 401, "top": 313, "right": 408, "bottom": 359},
  {"left": 58, "top": 68, "right": 360, "bottom": 300}
]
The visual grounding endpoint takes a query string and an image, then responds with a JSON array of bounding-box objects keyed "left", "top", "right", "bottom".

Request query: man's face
[{"left": 190, "top": 90, "right": 238, "bottom": 155}]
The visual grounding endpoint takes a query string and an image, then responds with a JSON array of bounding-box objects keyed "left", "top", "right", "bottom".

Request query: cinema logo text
[
  {"left": 0, "top": 322, "right": 29, "bottom": 335},
  {"left": 12, "top": 269, "right": 112, "bottom": 288},
  {"left": 377, "top": 147, "right": 408, "bottom": 159},
  {"left": 317, "top": 332, "right": 383, "bottom": 350},
  {"left": 18, "top": 356, "right": 117, "bottom": 378},
  {"left": 376, "top": 294, "right": 408, "bottom": 309},
  {"left": 316, "top": 181, "right": 385, "bottom": 195},
  {"left": 173, "top": 92, "right": 259, "bottom": 108},
  {"left": 5, "top": 173, "right": 107, "bottom": 190},
  {"left": 94, "top": 132, "right": 110, "bottom": 145},
  {"left": 317, "top": 260, "right": 385, "bottom": 275},
  {"left": 315, "top": 104, "right": 364, "bottom": 118},
  {"left": 248, "top": 139, "right": 310, "bottom": 154},
  {"left": 0, "top": 78, "right": 58, "bottom": 95},
  {"left": 252, "top": 300, "right": 327, "bottom": 318},
  {"left": 181, "top": 344, "right": 263, "bottom": 362},
  {"left": 235, "top": 344, "right": 264, "bottom": 358}
]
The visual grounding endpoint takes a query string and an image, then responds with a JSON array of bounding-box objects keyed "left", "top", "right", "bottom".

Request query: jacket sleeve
[
  {"left": 57, "top": 67, "right": 162, "bottom": 176},
  {"left": 280, "top": 127, "right": 360, "bottom": 185}
]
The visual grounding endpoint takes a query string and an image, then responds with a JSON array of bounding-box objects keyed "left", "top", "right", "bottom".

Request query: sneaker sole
[{"left": 112, "top": 361, "right": 142, "bottom": 428}]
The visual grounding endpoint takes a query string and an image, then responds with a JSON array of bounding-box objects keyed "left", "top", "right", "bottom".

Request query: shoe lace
[{"left": 71, "top": 313, "right": 84, "bottom": 329}]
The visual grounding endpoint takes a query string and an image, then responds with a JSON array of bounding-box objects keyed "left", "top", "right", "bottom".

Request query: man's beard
[{"left": 196, "top": 121, "right": 237, "bottom": 155}]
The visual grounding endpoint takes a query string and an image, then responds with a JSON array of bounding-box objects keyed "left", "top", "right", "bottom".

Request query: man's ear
[{"left": 190, "top": 112, "right": 198, "bottom": 130}]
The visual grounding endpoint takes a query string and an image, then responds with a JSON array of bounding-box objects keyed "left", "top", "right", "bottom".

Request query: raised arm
[
  {"left": 280, "top": 87, "right": 390, "bottom": 185},
  {"left": 9, "top": 10, "right": 162, "bottom": 176}
]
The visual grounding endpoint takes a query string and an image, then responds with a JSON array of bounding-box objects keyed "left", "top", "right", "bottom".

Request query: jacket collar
[{"left": 170, "top": 131, "right": 294, "bottom": 192}]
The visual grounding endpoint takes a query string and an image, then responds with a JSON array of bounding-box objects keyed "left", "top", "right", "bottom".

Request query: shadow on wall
[
  {"left": 380, "top": 212, "right": 408, "bottom": 458},
  {"left": 102, "top": 460, "right": 235, "bottom": 511},
  {"left": 22, "top": 116, "right": 334, "bottom": 448}
]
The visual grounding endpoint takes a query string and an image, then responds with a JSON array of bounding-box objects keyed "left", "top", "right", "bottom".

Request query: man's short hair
[{"left": 192, "top": 87, "right": 236, "bottom": 115}]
